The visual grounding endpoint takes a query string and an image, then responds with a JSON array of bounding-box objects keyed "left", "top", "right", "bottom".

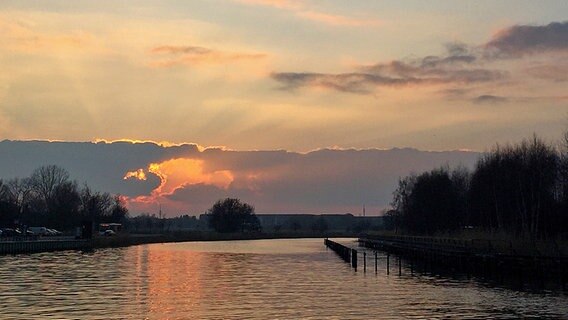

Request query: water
[{"left": 0, "top": 238, "right": 566, "bottom": 319}]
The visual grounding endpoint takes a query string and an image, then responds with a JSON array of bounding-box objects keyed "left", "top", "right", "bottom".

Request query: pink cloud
[{"left": 234, "top": 0, "right": 380, "bottom": 27}]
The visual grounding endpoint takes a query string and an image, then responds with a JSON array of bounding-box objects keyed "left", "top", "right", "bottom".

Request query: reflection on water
[{"left": 0, "top": 238, "right": 566, "bottom": 319}]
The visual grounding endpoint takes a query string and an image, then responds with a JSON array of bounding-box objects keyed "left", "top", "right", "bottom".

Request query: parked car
[
  {"left": 99, "top": 229, "right": 115, "bottom": 236},
  {"left": 47, "top": 228, "right": 63, "bottom": 236},
  {"left": 1, "top": 228, "right": 22, "bottom": 237},
  {"left": 29, "top": 227, "right": 48, "bottom": 236}
]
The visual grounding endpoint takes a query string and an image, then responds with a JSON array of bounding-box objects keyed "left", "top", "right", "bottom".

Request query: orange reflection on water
[{"left": 145, "top": 245, "right": 208, "bottom": 319}]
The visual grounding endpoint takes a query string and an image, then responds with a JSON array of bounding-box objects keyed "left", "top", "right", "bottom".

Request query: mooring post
[
  {"left": 398, "top": 256, "right": 402, "bottom": 276},
  {"left": 374, "top": 251, "right": 378, "bottom": 273},
  {"left": 387, "top": 253, "right": 390, "bottom": 275},
  {"left": 351, "top": 249, "right": 358, "bottom": 270},
  {"left": 363, "top": 252, "right": 366, "bottom": 272}
]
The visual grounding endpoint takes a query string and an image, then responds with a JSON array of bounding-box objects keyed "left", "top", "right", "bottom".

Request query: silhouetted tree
[
  {"left": 49, "top": 181, "right": 81, "bottom": 229},
  {"left": 208, "top": 198, "right": 260, "bottom": 233},
  {"left": 29, "top": 165, "right": 70, "bottom": 208},
  {"left": 389, "top": 133, "right": 567, "bottom": 239},
  {"left": 0, "top": 179, "right": 19, "bottom": 226},
  {"left": 0, "top": 165, "right": 129, "bottom": 231},
  {"left": 110, "top": 195, "right": 129, "bottom": 223},
  {"left": 469, "top": 136, "right": 559, "bottom": 238}
]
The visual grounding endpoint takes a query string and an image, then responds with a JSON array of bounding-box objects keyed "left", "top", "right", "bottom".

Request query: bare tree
[{"left": 29, "top": 165, "right": 70, "bottom": 204}]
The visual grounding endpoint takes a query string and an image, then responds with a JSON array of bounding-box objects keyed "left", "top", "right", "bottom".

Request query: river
[{"left": 0, "top": 238, "right": 566, "bottom": 319}]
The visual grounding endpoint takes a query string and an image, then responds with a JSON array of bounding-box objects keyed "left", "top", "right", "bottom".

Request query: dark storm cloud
[
  {"left": 485, "top": 21, "right": 568, "bottom": 58},
  {"left": 170, "top": 148, "right": 481, "bottom": 213},
  {"left": 0, "top": 140, "right": 199, "bottom": 197},
  {"left": 0, "top": 141, "right": 480, "bottom": 215}
]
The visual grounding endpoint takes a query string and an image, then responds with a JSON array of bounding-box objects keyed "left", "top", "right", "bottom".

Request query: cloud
[
  {"left": 271, "top": 21, "right": 568, "bottom": 95},
  {"left": 272, "top": 43, "right": 504, "bottom": 94},
  {"left": 0, "top": 19, "right": 95, "bottom": 53},
  {"left": 0, "top": 141, "right": 480, "bottom": 215},
  {"left": 296, "top": 11, "right": 380, "bottom": 27},
  {"left": 124, "top": 169, "right": 147, "bottom": 181},
  {"left": 233, "top": 0, "right": 380, "bottom": 27},
  {"left": 525, "top": 64, "right": 568, "bottom": 82},
  {"left": 485, "top": 21, "right": 568, "bottom": 58},
  {"left": 236, "top": 0, "right": 302, "bottom": 10},
  {"left": 472, "top": 95, "right": 508, "bottom": 105},
  {"left": 150, "top": 45, "right": 267, "bottom": 67}
]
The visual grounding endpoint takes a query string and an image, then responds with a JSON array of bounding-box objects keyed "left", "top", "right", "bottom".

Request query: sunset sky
[{"left": 1, "top": 1, "right": 567, "bottom": 215}]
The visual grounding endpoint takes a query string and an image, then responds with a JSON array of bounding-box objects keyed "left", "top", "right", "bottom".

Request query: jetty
[{"left": 358, "top": 234, "right": 568, "bottom": 288}]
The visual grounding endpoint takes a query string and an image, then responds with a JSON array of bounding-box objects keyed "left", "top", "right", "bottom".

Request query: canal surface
[{"left": 0, "top": 238, "right": 566, "bottom": 319}]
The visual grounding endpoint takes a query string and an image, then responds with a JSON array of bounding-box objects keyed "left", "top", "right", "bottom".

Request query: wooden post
[
  {"left": 363, "top": 252, "right": 366, "bottom": 272},
  {"left": 374, "top": 251, "right": 378, "bottom": 273},
  {"left": 398, "top": 256, "right": 402, "bottom": 276},
  {"left": 351, "top": 249, "right": 358, "bottom": 270},
  {"left": 387, "top": 253, "right": 390, "bottom": 275}
]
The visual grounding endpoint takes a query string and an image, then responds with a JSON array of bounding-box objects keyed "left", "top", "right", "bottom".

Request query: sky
[{"left": 0, "top": 1, "right": 567, "bottom": 215}]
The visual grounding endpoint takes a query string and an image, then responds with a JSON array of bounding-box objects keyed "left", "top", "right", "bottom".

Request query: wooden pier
[
  {"left": 358, "top": 234, "right": 568, "bottom": 289},
  {"left": 324, "top": 238, "right": 358, "bottom": 269}
]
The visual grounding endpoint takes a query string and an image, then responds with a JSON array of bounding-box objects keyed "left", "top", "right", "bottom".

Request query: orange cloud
[
  {"left": 0, "top": 19, "right": 95, "bottom": 53},
  {"left": 125, "top": 158, "right": 234, "bottom": 210},
  {"left": 236, "top": 0, "right": 302, "bottom": 10},
  {"left": 234, "top": 0, "right": 380, "bottom": 27},
  {"left": 124, "top": 169, "right": 147, "bottom": 181},
  {"left": 93, "top": 138, "right": 204, "bottom": 149},
  {"left": 150, "top": 45, "right": 267, "bottom": 67},
  {"left": 297, "top": 11, "right": 381, "bottom": 27}
]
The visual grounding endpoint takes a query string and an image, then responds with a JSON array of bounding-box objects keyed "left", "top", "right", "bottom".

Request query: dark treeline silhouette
[
  {"left": 387, "top": 135, "right": 568, "bottom": 239},
  {"left": 208, "top": 198, "right": 261, "bottom": 233},
  {"left": 0, "top": 165, "right": 128, "bottom": 231}
]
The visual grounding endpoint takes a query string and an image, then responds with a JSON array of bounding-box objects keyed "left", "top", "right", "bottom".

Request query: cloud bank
[{"left": 0, "top": 140, "right": 480, "bottom": 216}]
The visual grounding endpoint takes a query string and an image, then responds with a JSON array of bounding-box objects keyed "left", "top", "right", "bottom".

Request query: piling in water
[{"left": 352, "top": 249, "right": 358, "bottom": 269}]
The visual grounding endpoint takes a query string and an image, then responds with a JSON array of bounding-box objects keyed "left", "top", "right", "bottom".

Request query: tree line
[
  {"left": 0, "top": 165, "right": 128, "bottom": 230},
  {"left": 386, "top": 134, "right": 568, "bottom": 239}
]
